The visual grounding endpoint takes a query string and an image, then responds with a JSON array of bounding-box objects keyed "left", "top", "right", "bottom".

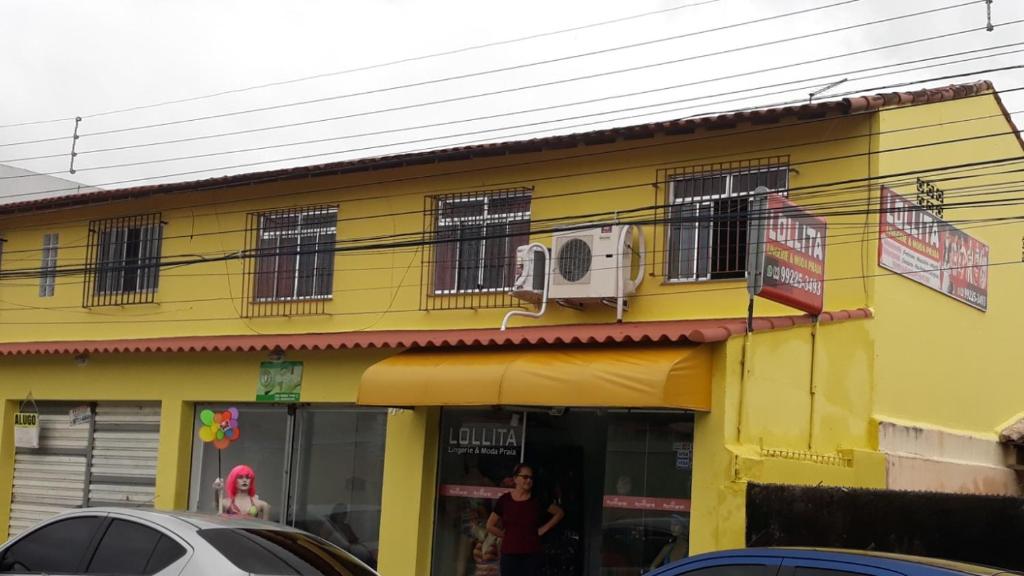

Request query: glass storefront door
[
  {"left": 432, "top": 408, "right": 694, "bottom": 576},
  {"left": 188, "top": 404, "right": 387, "bottom": 569}
]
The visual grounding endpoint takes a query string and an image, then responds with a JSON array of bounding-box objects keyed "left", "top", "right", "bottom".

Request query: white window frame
[
  {"left": 434, "top": 194, "right": 531, "bottom": 295},
  {"left": 667, "top": 167, "right": 788, "bottom": 283},
  {"left": 255, "top": 207, "right": 338, "bottom": 302},
  {"left": 39, "top": 233, "right": 58, "bottom": 297}
]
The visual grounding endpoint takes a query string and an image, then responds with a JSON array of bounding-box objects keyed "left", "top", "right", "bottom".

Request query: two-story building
[{"left": 0, "top": 80, "right": 1022, "bottom": 575}]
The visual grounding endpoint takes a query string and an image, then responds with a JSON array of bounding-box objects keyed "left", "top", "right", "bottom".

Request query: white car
[{"left": 0, "top": 508, "right": 378, "bottom": 576}]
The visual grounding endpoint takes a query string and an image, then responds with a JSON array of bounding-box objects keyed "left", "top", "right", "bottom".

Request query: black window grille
[
  {"left": 656, "top": 157, "right": 789, "bottom": 281},
  {"left": 83, "top": 214, "right": 163, "bottom": 307},
  {"left": 421, "top": 188, "right": 532, "bottom": 311},
  {"left": 241, "top": 205, "right": 337, "bottom": 318}
]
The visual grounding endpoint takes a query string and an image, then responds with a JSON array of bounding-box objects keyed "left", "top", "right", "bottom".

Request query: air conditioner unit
[
  {"left": 510, "top": 244, "right": 548, "bottom": 304},
  {"left": 549, "top": 224, "right": 644, "bottom": 304}
]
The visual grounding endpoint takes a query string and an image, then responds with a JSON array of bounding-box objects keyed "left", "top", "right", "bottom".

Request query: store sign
[
  {"left": 748, "top": 193, "right": 827, "bottom": 315},
  {"left": 14, "top": 412, "right": 39, "bottom": 449},
  {"left": 257, "top": 361, "right": 304, "bottom": 402},
  {"left": 445, "top": 421, "right": 521, "bottom": 458},
  {"left": 878, "top": 186, "right": 989, "bottom": 311},
  {"left": 602, "top": 495, "right": 691, "bottom": 512},
  {"left": 69, "top": 405, "right": 92, "bottom": 427}
]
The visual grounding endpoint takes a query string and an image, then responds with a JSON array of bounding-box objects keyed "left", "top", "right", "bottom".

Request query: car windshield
[{"left": 197, "top": 528, "right": 376, "bottom": 576}]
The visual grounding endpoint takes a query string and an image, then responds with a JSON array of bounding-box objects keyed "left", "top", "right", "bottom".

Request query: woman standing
[{"left": 486, "top": 463, "right": 565, "bottom": 575}]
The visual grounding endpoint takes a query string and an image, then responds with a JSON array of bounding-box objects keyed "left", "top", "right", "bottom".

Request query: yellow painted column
[
  {"left": 154, "top": 400, "right": 194, "bottom": 511},
  {"left": 0, "top": 399, "right": 17, "bottom": 541},
  {"left": 377, "top": 407, "right": 440, "bottom": 576}
]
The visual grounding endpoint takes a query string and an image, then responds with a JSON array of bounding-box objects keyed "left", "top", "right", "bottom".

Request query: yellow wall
[
  {"left": 0, "top": 113, "right": 873, "bottom": 342},
  {"left": 0, "top": 348, "right": 391, "bottom": 540},
  {"left": 871, "top": 95, "right": 1024, "bottom": 438},
  {"left": 1, "top": 93, "right": 1022, "bottom": 570}
]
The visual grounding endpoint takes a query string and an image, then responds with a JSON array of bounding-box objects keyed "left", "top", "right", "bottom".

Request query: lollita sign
[{"left": 747, "top": 189, "right": 828, "bottom": 315}]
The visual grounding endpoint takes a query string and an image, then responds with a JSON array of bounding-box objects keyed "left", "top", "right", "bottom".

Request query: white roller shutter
[
  {"left": 87, "top": 403, "right": 160, "bottom": 507},
  {"left": 7, "top": 402, "right": 162, "bottom": 537},
  {"left": 8, "top": 406, "right": 88, "bottom": 537}
]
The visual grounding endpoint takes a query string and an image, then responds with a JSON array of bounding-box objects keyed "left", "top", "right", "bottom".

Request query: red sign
[
  {"left": 751, "top": 194, "right": 827, "bottom": 315},
  {"left": 602, "top": 495, "right": 692, "bottom": 512},
  {"left": 878, "top": 187, "right": 989, "bottom": 311},
  {"left": 439, "top": 484, "right": 510, "bottom": 499}
]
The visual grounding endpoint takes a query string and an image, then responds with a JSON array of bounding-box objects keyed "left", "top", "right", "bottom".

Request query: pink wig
[{"left": 225, "top": 465, "right": 256, "bottom": 499}]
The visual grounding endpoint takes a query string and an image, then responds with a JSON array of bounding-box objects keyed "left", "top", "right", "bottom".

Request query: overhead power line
[{"left": 0, "top": 0, "right": 720, "bottom": 130}]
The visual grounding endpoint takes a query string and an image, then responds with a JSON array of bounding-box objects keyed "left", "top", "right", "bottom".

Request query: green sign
[{"left": 257, "top": 361, "right": 303, "bottom": 402}]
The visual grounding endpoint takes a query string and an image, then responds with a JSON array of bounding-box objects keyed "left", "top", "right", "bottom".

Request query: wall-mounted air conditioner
[
  {"left": 548, "top": 224, "right": 644, "bottom": 306},
  {"left": 510, "top": 244, "right": 547, "bottom": 304}
]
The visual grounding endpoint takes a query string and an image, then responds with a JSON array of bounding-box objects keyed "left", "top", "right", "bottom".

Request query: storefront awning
[{"left": 357, "top": 345, "right": 711, "bottom": 410}]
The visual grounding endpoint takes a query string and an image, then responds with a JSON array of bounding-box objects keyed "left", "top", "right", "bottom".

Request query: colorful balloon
[
  {"left": 228, "top": 407, "right": 239, "bottom": 420},
  {"left": 213, "top": 438, "right": 230, "bottom": 449},
  {"left": 200, "top": 410, "right": 214, "bottom": 426},
  {"left": 199, "top": 427, "right": 215, "bottom": 442},
  {"left": 198, "top": 407, "right": 241, "bottom": 451}
]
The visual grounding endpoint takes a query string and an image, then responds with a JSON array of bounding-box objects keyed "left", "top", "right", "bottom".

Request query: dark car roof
[{"left": 657, "top": 548, "right": 1019, "bottom": 576}]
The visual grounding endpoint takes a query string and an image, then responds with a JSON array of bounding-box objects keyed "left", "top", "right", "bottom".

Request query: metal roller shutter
[
  {"left": 87, "top": 403, "right": 160, "bottom": 507},
  {"left": 8, "top": 405, "right": 89, "bottom": 537},
  {"left": 6, "top": 402, "right": 162, "bottom": 537}
]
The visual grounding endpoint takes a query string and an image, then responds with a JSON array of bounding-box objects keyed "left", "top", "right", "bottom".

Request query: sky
[{"left": 1, "top": 0, "right": 1023, "bottom": 202}]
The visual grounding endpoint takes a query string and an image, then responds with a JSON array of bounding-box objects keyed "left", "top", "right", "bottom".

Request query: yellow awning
[{"left": 357, "top": 346, "right": 711, "bottom": 410}]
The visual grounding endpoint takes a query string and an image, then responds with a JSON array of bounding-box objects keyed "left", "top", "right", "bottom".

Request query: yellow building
[{"left": 0, "top": 80, "right": 1022, "bottom": 575}]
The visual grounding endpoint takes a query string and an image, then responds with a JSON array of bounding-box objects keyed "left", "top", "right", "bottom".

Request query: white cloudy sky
[{"left": 1, "top": 0, "right": 1022, "bottom": 200}]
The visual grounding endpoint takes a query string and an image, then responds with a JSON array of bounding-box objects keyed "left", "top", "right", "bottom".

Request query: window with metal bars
[
  {"left": 83, "top": 214, "right": 163, "bottom": 307},
  {"left": 422, "top": 189, "right": 532, "bottom": 310},
  {"left": 666, "top": 164, "right": 788, "bottom": 281},
  {"left": 434, "top": 192, "right": 531, "bottom": 292},
  {"left": 241, "top": 205, "right": 337, "bottom": 317},
  {"left": 39, "top": 233, "right": 59, "bottom": 298}
]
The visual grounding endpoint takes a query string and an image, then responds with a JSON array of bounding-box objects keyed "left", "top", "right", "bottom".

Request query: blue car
[{"left": 647, "top": 548, "right": 1020, "bottom": 576}]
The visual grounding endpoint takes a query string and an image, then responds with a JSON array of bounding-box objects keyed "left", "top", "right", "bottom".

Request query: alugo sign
[
  {"left": 878, "top": 186, "right": 989, "bottom": 311},
  {"left": 747, "top": 190, "right": 827, "bottom": 315}
]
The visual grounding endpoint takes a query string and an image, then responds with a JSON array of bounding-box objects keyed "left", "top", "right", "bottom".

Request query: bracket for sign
[{"left": 18, "top": 393, "right": 39, "bottom": 414}]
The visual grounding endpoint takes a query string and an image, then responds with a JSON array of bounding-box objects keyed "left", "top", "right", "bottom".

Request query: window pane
[
  {"left": 488, "top": 194, "right": 531, "bottom": 216},
  {"left": 198, "top": 528, "right": 377, "bottom": 576},
  {"left": 87, "top": 519, "right": 163, "bottom": 575},
  {"left": 481, "top": 223, "right": 509, "bottom": 289},
  {"left": 189, "top": 405, "right": 289, "bottom": 521},
  {"left": 441, "top": 200, "right": 485, "bottom": 220},
  {"left": 432, "top": 227, "right": 459, "bottom": 292},
  {"left": 0, "top": 516, "right": 103, "bottom": 573},
  {"left": 674, "top": 175, "right": 727, "bottom": 200},
  {"left": 601, "top": 415, "right": 694, "bottom": 574},
  {"left": 710, "top": 198, "right": 748, "bottom": 278},
  {"left": 289, "top": 409, "right": 387, "bottom": 570},
  {"left": 296, "top": 235, "right": 318, "bottom": 298},
  {"left": 668, "top": 204, "right": 696, "bottom": 280},
  {"left": 275, "top": 237, "right": 299, "bottom": 299},
  {"left": 732, "top": 168, "right": 788, "bottom": 194},
  {"left": 674, "top": 564, "right": 780, "bottom": 576},
  {"left": 455, "top": 225, "right": 483, "bottom": 292},
  {"left": 145, "top": 537, "right": 187, "bottom": 574},
  {"left": 314, "top": 232, "right": 336, "bottom": 298},
  {"left": 255, "top": 237, "right": 279, "bottom": 300}
]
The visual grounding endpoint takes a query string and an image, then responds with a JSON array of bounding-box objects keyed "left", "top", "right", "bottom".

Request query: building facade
[{"left": 0, "top": 81, "right": 1022, "bottom": 575}]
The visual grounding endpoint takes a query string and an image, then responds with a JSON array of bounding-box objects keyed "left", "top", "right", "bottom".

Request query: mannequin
[
  {"left": 648, "top": 515, "right": 689, "bottom": 571},
  {"left": 213, "top": 464, "right": 270, "bottom": 520}
]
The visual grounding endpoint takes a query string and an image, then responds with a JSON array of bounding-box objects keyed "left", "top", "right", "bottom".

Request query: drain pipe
[{"left": 501, "top": 243, "right": 551, "bottom": 331}]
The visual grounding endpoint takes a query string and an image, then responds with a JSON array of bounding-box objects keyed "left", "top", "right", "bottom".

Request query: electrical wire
[{"left": 0, "top": 0, "right": 720, "bottom": 130}]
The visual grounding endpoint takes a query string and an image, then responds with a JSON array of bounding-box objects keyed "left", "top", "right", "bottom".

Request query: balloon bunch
[{"left": 198, "top": 407, "right": 240, "bottom": 450}]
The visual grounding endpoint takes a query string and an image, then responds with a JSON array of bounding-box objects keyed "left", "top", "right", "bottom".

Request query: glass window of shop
[
  {"left": 188, "top": 405, "right": 387, "bottom": 569},
  {"left": 431, "top": 408, "right": 693, "bottom": 576}
]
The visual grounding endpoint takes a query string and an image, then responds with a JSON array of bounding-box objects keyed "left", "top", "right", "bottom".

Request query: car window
[
  {"left": 197, "top": 528, "right": 375, "bottom": 576},
  {"left": 86, "top": 519, "right": 186, "bottom": 575},
  {"left": 0, "top": 516, "right": 104, "bottom": 573},
  {"left": 670, "top": 563, "right": 783, "bottom": 576},
  {"left": 793, "top": 567, "right": 897, "bottom": 576}
]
